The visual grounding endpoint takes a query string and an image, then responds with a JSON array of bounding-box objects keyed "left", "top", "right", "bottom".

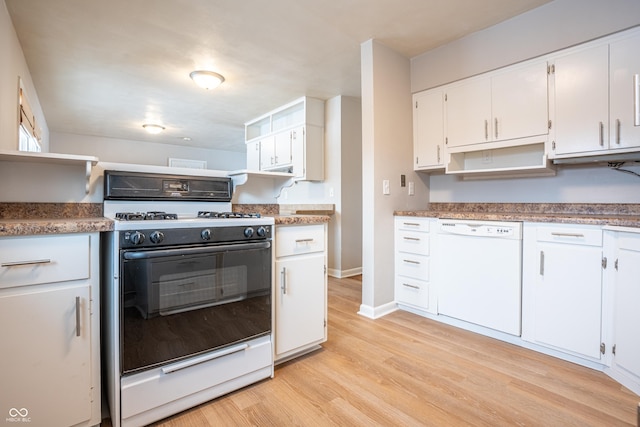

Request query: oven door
[{"left": 120, "top": 241, "right": 271, "bottom": 375}]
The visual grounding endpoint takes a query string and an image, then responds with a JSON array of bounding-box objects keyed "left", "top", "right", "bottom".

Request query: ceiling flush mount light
[
  {"left": 142, "top": 123, "right": 165, "bottom": 134},
  {"left": 189, "top": 70, "right": 225, "bottom": 90}
]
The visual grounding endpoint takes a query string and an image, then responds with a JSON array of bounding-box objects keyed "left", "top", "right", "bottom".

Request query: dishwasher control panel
[{"left": 438, "top": 220, "right": 522, "bottom": 239}]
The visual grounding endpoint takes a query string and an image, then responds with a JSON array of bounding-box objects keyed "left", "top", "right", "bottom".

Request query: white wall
[
  {"left": 360, "top": 39, "right": 429, "bottom": 318},
  {"left": 0, "top": 0, "right": 48, "bottom": 151},
  {"left": 411, "top": 0, "right": 640, "bottom": 203},
  {"left": 51, "top": 132, "right": 245, "bottom": 171}
]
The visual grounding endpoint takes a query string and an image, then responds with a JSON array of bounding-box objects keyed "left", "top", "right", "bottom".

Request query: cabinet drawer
[
  {"left": 276, "top": 224, "right": 325, "bottom": 257},
  {"left": 0, "top": 234, "right": 90, "bottom": 289},
  {"left": 396, "top": 230, "right": 430, "bottom": 255},
  {"left": 536, "top": 225, "right": 602, "bottom": 246},
  {"left": 396, "top": 217, "right": 430, "bottom": 232},
  {"left": 396, "top": 254, "right": 429, "bottom": 280},
  {"left": 395, "top": 277, "right": 429, "bottom": 310}
]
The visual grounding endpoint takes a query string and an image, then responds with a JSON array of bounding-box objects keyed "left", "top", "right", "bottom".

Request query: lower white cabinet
[
  {"left": 0, "top": 233, "right": 101, "bottom": 427},
  {"left": 604, "top": 229, "right": 640, "bottom": 395},
  {"left": 274, "top": 223, "right": 327, "bottom": 362},
  {"left": 522, "top": 223, "right": 604, "bottom": 361},
  {"left": 394, "top": 217, "right": 435, "bottom": 314}
]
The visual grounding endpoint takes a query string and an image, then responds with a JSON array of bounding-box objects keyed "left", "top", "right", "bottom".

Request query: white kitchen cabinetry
[
  {"left": 0, "top": 233, "right": 101, "bottom": 427},
  {"left": 609, "top": 30, "right": 640, "bottom": 150},
  {"left": 603, "top": 229, "right": 640, "bottom": 396},
  {"left": 245, "top": 97, "right": 324, "bottom": 181},
  {"left": 246, "top": 139, "right": 260, "bottom": 171},
  {"left": 394, "top": 217, "right": 436, "bottom": 314},
  {"left": 522, "top": 223, "right": 604, "bottom": 361},
  {"left": 412, "top": 89, "right": 445, "bottom": 170},
  {"left": 274, "top": 223, "right": 327, "bottom": 362},
  {"left": 551, "top": 28, "right": 640, "bottom": 158},
  {"left": 445, "top": 59, "right": 549, "bottom": 148}
]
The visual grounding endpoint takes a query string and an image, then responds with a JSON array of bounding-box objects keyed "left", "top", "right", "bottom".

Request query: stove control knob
[
  {"left": 256, "top": 226, "right": 267, "bottom": 237},
  {"left": 244, "top": 227, "right": 255, "bottom": 238},
  {"left": 129, "top": 231, "right": 145, "bottom": 245},
  {"left": 149, "top": 231, "right": 164, "bottom": 244},
  {"left": 201, "top": 228, "right": 212, "bottom": 241}
]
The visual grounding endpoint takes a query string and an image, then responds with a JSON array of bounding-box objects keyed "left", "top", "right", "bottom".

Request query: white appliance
[
  {"left": 102, "top": 170, "right": 275, "bottom": 427},
  {"left": 437, "top": 219, "right": 523, "bottom": 336}
]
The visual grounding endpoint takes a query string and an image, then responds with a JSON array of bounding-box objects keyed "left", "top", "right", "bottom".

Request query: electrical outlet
[
  {"left": 383, "top": 179, "right": 390, "bottom": 195},
  {"left": 329, "top": 187, "right": 334, "bottom": 198},
  {"left": 408, "top": 182, "right": 415, "bottom": 196}
]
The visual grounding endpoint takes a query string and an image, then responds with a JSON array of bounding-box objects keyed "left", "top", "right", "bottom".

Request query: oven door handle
[
  {"left": 122, "top": 241, "right": 271, "bottom": 259},
  {"left": 161, "top": 342, "right": 250, "bottom": 374}
]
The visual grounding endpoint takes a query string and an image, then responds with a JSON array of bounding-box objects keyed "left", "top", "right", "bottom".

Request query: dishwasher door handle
[{"left": 539, "top": 250, "right": 545, "bottom": 276}]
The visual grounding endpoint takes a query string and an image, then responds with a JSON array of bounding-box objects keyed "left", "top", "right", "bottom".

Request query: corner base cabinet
[
  {"left": 604, "top": 229, "right": 640, "bottom": 396},
  {"left": 394, "top": 217, "right": 436, "bottom": 314},
  {"left": 0, "top": 233, "right": 101, "bottom": 427},
  {"left": 274, "top": 223, "right": 327, "bottom": 362}
]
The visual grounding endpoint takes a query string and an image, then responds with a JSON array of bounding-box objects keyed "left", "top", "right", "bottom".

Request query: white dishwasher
[{"left": 437, "top": 219, "right": 523, "bottom": 336}]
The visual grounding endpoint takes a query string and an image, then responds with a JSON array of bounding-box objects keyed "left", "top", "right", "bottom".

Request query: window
[{"left": 18, "top": 79, "right": 42, "bottom": 152}]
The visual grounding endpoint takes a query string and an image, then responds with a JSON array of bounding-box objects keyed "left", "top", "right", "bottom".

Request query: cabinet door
[
  {"left": 0, "top": 285, "right": 91, "bottom": 426},
  {"left": 611, "top": 233, "right": 640, "bottom": 382},
  {"left": 610, "top": 32, "right": 640, "bottom": 149},
  {"left": 259, "top": 135, "right": 276, "bottom": 170},
  {"left": 492, "top": 60, "right": 549, "bottom": 142},
  {"left": 413, "top": 89, "right": 444, "bottom": 169},
  {"left": 445, "top": 77, "right": 492, "bottom": 147},
  {"left": 553, "top": 44, "right": 609, "bottom": 155},
  {"left": 246, "top": 140, "right": 260, "bottom": 171},
  {"left": 275, "top": 254, "right": 325, "bottom": 356},
  {"left": 534, "top": 242, "right": 603, "bottom": 359},
  {"left": 273, "top": 130, "right": 293, "bottom": 167}
]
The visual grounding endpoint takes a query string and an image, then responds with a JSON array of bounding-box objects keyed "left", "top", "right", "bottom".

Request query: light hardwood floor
[{"left": 107, "top": 275, "right": 639, "bottom": 426}]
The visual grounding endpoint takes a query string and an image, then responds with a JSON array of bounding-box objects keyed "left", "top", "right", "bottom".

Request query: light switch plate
[
  {"left": 383, "top": 179, "right": 390, "bottom": 195},
  {"left": 408, "top": 182, "right": 415, "bottom": 196}
]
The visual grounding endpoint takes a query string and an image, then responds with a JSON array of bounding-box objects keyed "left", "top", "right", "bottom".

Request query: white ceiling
[{"left": 6, "top": 0, "right": 551, "bottom": 153}]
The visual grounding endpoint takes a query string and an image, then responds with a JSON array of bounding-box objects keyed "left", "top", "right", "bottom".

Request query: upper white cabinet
[
  {"left": 551, "top": 28, "right": 640, "bottom": 158},
  {"left": 245, "top": 97, "right": 324, "bottom": 181},
  {"left": 412, "top": 89, "right": 445, "bottom": 170},
  {"left": 445, "top": 59, "right": 549, "bottom": 148},
  {"left": 610, "top": 31, "right": 640, "bottom": 150}
]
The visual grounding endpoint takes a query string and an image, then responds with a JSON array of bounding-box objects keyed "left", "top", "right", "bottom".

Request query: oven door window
[{"left": 120, "top": 242, "right": 271, "bottom": 375}]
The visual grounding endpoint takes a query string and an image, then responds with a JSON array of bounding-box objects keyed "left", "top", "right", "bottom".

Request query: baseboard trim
[
  {"left": 358, "top": 301, "right": 397, "bottom": 319},
  {"left": 327, "top": 267, "right": 362, "bottom": 278}
]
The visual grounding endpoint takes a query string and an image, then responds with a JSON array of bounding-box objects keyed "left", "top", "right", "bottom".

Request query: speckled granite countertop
[
  {"left": 234, "top": 203, "right": 332, "bottom": 225},
  {"left": 0, "top": 203, "right": 113, "bottom": 236},
  {"left": 395, "top": 203, "right": 640, "bottom": 228}
]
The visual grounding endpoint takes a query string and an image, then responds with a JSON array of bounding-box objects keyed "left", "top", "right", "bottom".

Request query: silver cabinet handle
[
  {"left": 75, "top": 296, "right": 81, "bottom": 337},
  {"left": 1, "top": 259, "right": 51, "bottom": 267},
  {"left": 551, "top": 232, "right": 585, "bottom": 238},
  {"left": 402, "top": 283, "right": 420, "bottom": 289},
  {"left": 495, "top": 117, "right": 499, "bottom": 139},
  {"left": 403, "top": 237, "right": 420, "bottom": 241},
  {"left": 616, "top": 119, "right": 621, "bottom": 144},
  {"left": 484, "top": 120, "right": 489, "bottom": 140},
  {"left": 281, "top": 267, "right": 287, "bottom": 295},
  {"left": 539, "top": 251, "right": 545, "bottom": 276},
  {"left": 634, "top": 74, "right": 640, "bottom": 127},
  {"left": 295, "top": 238, "right": 314, "bottom": 243},
  {"left": 599, "top": 122, "right": 604, "bottom": 146},
  {"left": 403, "top": 259, "right": 420, "bottom": 265},
  {"left": 402, "top": 222, "right": 420, "bottom": 227}
]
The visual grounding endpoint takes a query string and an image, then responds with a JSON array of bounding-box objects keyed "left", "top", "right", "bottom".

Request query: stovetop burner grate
[
  {"left": 115, "top": 211, "right": 179, "bottom": 221},
  {"left": 197, "top": 211, "right": 262, "bottom": 219}
]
